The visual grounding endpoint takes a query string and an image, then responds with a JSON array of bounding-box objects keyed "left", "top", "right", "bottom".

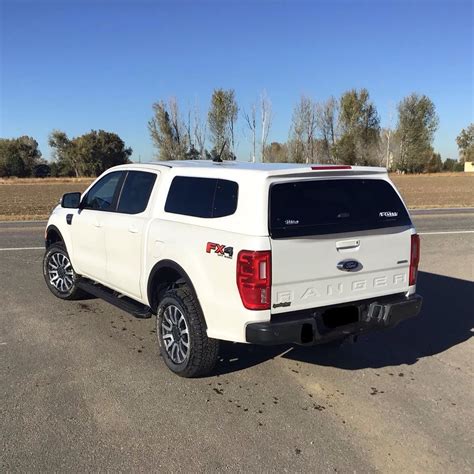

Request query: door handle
[
  {"left": 94, "top": 221, "right": 102, "bottom": 228},
  {"left": 128, "top": 225, "right": 138, "bottom": 234},
  {"left": 336, "top": 239, "right": 360, "bottom": 250}
]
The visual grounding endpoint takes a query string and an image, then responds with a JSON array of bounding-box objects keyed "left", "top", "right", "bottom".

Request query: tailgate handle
[{"left": 336, "top": 239, "right": 360, "bottom": 250}]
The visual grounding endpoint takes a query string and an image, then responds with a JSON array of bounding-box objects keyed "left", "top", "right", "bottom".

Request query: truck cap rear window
[{"left": 269, "top": 178, "right": 411, "bottom": 238}]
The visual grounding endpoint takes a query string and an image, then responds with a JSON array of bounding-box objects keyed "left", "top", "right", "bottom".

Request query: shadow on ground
[{"left": 215, "top": 271, "right": 474, "bottom": 375}]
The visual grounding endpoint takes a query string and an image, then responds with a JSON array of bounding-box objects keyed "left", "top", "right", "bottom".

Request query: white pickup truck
[{"left": 43, "top": 161, "right": 422, "bottom": 377}]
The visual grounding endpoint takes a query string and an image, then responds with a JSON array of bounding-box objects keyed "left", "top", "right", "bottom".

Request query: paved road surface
[{"left": 1, "top": 211, "right": 473, "bottom": 472}]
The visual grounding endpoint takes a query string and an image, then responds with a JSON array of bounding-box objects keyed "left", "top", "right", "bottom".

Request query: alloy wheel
[
  {"left": 161, "top": 304, "right": 190, "bottom": 364},
  {"left": 47, "top": 252, "right": 74, "bottom": 293}
]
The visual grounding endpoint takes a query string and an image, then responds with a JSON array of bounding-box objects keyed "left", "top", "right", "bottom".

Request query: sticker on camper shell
[{"left": 379, "top": 211, "right": 398, "bottom": 217}]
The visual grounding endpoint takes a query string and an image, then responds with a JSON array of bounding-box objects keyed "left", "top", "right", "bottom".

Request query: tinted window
[
  {"left": 117, "top": 171, "right": 157, "bottom": 214},
  {"left": 270, "top": 179, "right": 411, "bottom": 238},
  {"left": 83, "top": 172, "right": 123, "bottom": 211},
  {"left": 214, "top": 179, "right": 239, "bottom": 217},
  {"left": 165, "top": 176, "right": 238, "bottom": 218}
]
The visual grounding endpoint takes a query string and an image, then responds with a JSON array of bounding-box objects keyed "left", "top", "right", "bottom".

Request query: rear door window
[
  {"left": 269, "top": 178, "right": 411, "bottom": 238},
  {"left": 117, "top": 171, "right": 157, "bottom": 214},
  {"left": 165, "top": 176, "right": 238, "bottom": 218}
]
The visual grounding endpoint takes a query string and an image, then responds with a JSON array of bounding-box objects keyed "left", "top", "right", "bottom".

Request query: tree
[
  {"left": 15, "top": 136, "right": 42, "bottom": 175},
  {"left": 49, "top": 130, "right": 79, "bottom": 176},
  {"left": 289, "top": 96, "right": 317, "bottom": 163},
  {"left": 378, "top": 103, "right": 396, "bottom": 169},
  {"left": 49, "top": 161, "right": 61, "bottom": 177},
  {"left": 332, "top": 134, "right": 357, "bottom": 166},
  {"left": 265, "top": 142, "right": 289, "bottom": 163},
  {"left": 5, "top": 153, "right": 26, "bottom": 177},
  {"left": 288, "top": 138, "right": 305, "bottom": 164},
  {"left": 395, "top": 93, "right": 439, "bottom": 173},
  {"left": 0, "top": 136, "right": 42, "bottom": 177},
  {"left": 315, "top": 97, "right": 338, "bottom": 163},
  {"left": 244, "top": 91, "right": 272, "bottom": 163},
  {"left": 148, "top": 98, "right": 189, "bottom": 160},
  {"left": 442, "top": 158, "right": 456, "bottom": 172},
  {"left": 443, "top": 158, "right": 463, "bottom": 172},
  {"left": 425, "top": 152, "right": 443, "bottom": 173},
  {"left": 228, "top": 91, "right": 239, "bottom": 154},
  {"left": 192, "top": 102, "right": 207, "bottom": 159},
  {"left": 456, "top": 124, "right": 474, "bottom": 164},
  {"left": 243, "top": 103, "right": 257, "bottom": 162},
  {"left": 49, "top": 130, "right": 132, "bottom": 177},
  {"left": 34, "top": 164, "right": 51, "bottom": 178},
  {"left": 208, "top": 89, "right": 239, "bottom": 160},
  {"left": 0, "top": 139, "right": 15, "bottom": 177},
  {"left": 333, "top": 88, "right": 380, "bottom": 165},
  {"left": 260, "top": 91, "right": 272, "bottom": 162},
  {"left": 378, "top": 127, "right": 400, "bottom": 170},
  {"left": 75, "top": 130, "right": 132, "bottom": 176},
  {"left": 186, "top": 144, "right": 200, "bottom": 160}
]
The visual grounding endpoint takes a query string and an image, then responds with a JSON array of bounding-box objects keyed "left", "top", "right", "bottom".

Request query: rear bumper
[{"left": 245, "top": 293, "right": 423, "bottom": 346}]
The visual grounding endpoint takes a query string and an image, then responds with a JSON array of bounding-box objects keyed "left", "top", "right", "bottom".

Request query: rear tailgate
[{"left": 269, "top": 176, "right": 414, "bottom": 314}]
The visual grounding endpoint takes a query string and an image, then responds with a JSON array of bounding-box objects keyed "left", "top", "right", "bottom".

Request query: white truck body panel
[{"left": 271, "top": 227, "right": 414, "bottom": 314}]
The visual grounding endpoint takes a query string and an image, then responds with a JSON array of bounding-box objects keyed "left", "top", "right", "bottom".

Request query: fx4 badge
[{"left": 206, "top": 242, "right": 233, "bottom": 259}]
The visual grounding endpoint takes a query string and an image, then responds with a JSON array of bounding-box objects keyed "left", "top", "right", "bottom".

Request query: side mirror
[{"left": 61, "top": 192, "right": 81, "bottom": 209}]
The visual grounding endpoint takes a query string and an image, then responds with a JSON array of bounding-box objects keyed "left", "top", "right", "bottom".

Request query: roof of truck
[{"left": 118, "top": 160, "right": 387, "bottom": 177}]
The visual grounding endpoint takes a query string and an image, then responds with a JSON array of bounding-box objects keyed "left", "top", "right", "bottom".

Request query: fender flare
[
  {"left": 45, "top": 224, "right": 65, "bottom": 249},
  {"left": 147, "top": 259, "right": 203, "bottom": 315}
]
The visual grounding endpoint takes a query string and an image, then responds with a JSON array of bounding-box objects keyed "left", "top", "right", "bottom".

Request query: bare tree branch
[
  {"left": 193, "top": 102, "right": 207, "bottom": 159},
  {"left": 243, "top": 103, "right": 257, "bottom": 162},
  {"left": 260, "top": 90, "right": 272, "bottom": 163}
]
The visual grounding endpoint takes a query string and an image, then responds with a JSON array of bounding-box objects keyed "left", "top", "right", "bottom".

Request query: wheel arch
[
  {"left": 147, "top": 260, "right": 203, "bottom": 317},
  {"left": 45, "top": 225, "right": 64, "bottom": 249}
]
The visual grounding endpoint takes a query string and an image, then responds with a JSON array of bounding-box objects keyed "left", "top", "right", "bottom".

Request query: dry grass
[{"left": 0, "top": 174, "right": 472, "bottom": 221}]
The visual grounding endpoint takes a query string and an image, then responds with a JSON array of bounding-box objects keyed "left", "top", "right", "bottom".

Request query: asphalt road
[{"left": 1, "top": 211, "right": 473, "bottom": 472}]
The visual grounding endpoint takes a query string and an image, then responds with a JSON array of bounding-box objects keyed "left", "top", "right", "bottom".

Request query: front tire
[
  {"left": 43, "top": 243, "right": 85, "bottom": 300},
  {"left": 156, "top": 286, "right": 219, "bottom": 377}
]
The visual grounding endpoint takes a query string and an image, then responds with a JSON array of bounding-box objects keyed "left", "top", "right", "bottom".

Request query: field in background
[
  {"left": 0, "top": 173, "right": 473, "bottom": 221},
  {"left": 390, "top": 173, "right": 474, "bottom": 209},
  {"left": 0, "top": 178, "right": 93, "bottom": 221}
]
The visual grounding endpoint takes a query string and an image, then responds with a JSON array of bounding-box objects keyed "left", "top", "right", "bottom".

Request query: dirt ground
[
  {"left": 390, "top": 173, "right": 474, "bottom": 209},
  {"left": 0, "top": 173, "right": 472, "bottom": 220},
  {"left": 0, "top": 178, "right": 93, "bottom": 221}
]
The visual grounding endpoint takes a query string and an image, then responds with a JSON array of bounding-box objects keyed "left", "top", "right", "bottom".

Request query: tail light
[
  {"left": 409, "top": 234, "right": 420, "bottom": 286},
  {"left": 237, "top": 250, "right": 271, "bottom": 310}
]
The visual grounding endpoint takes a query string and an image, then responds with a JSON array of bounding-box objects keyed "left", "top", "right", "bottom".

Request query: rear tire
[
  {"left": 156, "top": 286, "right": 219, "bottom": 377},
  {"left": 43, "top": 243, "right": 86, "bottom": 300}
]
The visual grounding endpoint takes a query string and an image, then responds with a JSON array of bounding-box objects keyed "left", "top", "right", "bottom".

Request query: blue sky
[{"left": 1, "top": 0, "right": 472, "bottom": 162}]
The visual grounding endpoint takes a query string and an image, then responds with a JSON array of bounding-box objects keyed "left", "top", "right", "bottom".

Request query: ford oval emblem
[{"left": 337, "top": 259, "right": 362, "bottom": 272}]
